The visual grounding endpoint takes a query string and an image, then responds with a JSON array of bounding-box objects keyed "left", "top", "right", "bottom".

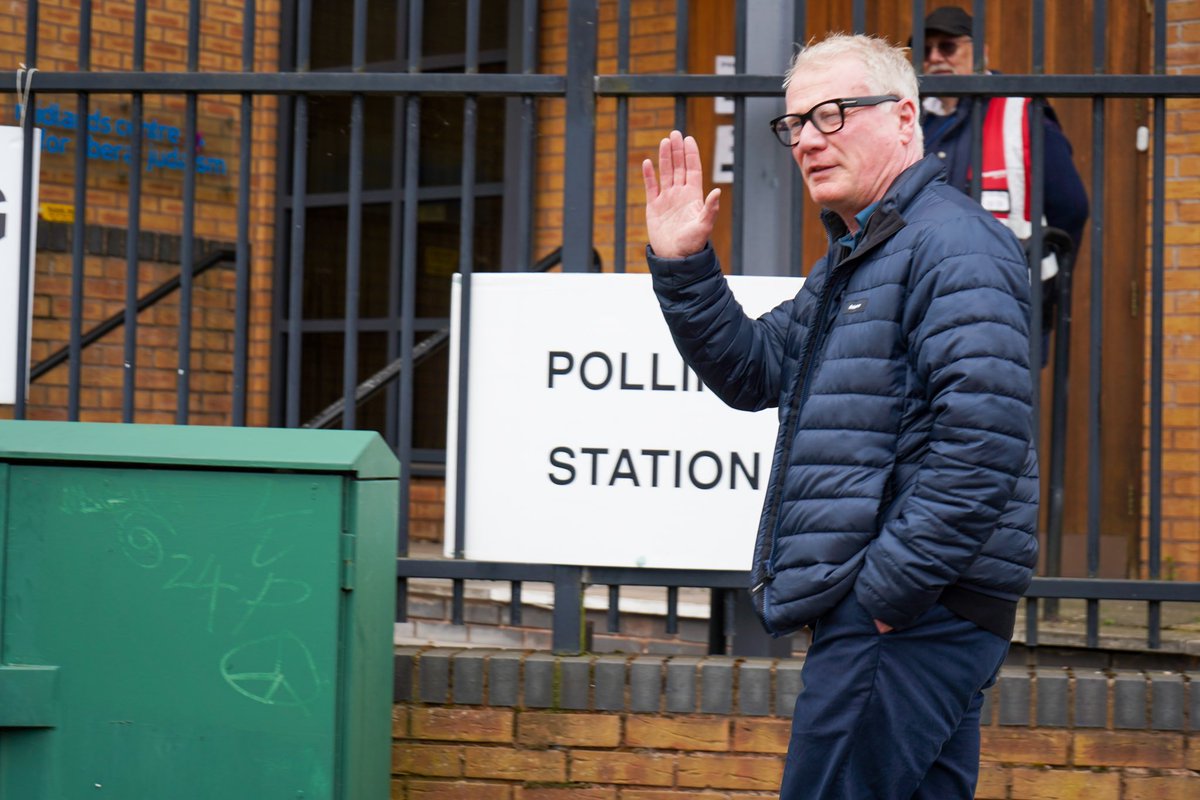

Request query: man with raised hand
[{"left": 643, "top": 34, "right": 1038, "bottom": 799}]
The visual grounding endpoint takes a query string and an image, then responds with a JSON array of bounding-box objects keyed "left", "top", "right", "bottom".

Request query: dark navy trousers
[{"left": 778, "top": 590, "right": 1010, "bottom": 799}]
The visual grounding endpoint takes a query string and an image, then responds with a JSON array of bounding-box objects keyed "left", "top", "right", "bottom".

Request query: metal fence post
[
  {"left": 561, "top": 0, "right": 597, "bottom": 272},
  {"left": 552, "top": 565, "right": 585, "bottom": 655}
]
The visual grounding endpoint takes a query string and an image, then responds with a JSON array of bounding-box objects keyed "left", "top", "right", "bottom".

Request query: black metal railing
[
  {"left": 395, "top": 556, "right": 1200, "bottom": 656},
  {"left": 4, "top": 0, "right": 1198, "bottom": 658}
]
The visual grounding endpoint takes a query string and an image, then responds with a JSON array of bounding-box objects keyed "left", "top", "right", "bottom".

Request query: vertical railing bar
[
  {"left": 513, "top": 0, "right": 537, "bottom": 271},
  {"left": 285, "top": 0, "right": 313, "bottom": 428},
  {"left": 453, "top": 0, "right": 481, "bottom": 559},
  {"left": 1154, "top": 2, "right": 1167, "bottom": 84},
  {"left": 674, "top": 0, "right": 688, "bottom": 131},
  {"left": 267, "top": 75, "right": 293, "bottom": 428},
  {"left": 1031, "top": 0, "right": 1045, "bottom": 74},
  {"left": 1086, "top": 598, "right": 1099, "bottom": 648},
  {"left": 789, "top": 1, "right": 806, "bottom": 277},
  {"left": 341, "top": 0, "right": 368, "bottom": 430},
  {"left": 1028, "top": 101, "right": 1045, "bottom": 440},
  {"left": 1028, "top": 0, "right": 1046, "bottom": 429},
  {"left": 12, "top": 0, "right": 38, "bottom": 421},
  {"left": 852, "top": 0, "right": 865, "bottom": 34},
  {"left": 1148, "top": 0, "right": 1167, "bottom": 650},
  {"left": 231, "top": 9, "right": 258, "bottom": 421},
  {"left": 385, "top": 6, "right": 409, "bottom": 451},
  {"left": 973, "top": 0, "right": 986, "bottom": 67},
  {"left": 510, "top": 581, "right": 523, "bottom": 625},
  {"left": 967, "top": 107, "right": 982, "bottom": 202},
  {"left": 232, "top": 0, "right": 256, "bottom": 426},
  {"left": 608, "top": 585, "right": 621, "bottom": 633},
  {"left": 1087, "top": 7, "right": 1112, "bottom": 587},
  {"left": 722, "top": 589, "right": 736, "bottom": 649},
  {"left": 398, "top": 0, "right": 424, "bottom": 562},
  {"left": 175, "top": 0, "right": 202, "bottom": 424},
  {"left": 1042, "top": 0, "right": 1070, "bottom": 619},
  {"left": 613, "top": 0, "right": 631, "bottom": 274},
  {"left": 452, "top": 579, "right": 465, "bottom": 625},
  {"left": 68, "top": 0, "right": 94, "bottom": 420},
  {"left": 395, "top": 575, "right": 408, "bottom": 624},
  {"left": 910, "top": 0, "right": 926, "bottom": 74},
  {"left": 730, "top": 0, "right": 746, "bottom": 275},
  {"left": 122, "top": 0, "right": 148, "bottom": 423},
  {"left": 1025, "top": 597, "right": 1039, "bottom": 648},
  {"left": 552, "top": 565, "right": 584, "bottom": 655},
  {"left": 967, "top": 0, "right": 984, "bottom": 202},
  {"left": 665, "top": 586, "right": 679, "bottom": 635},
  {"left": 1084, "top": 89, "right": 1107, "bottom": 648},
  {"left": 562, "top": 0, "right": 597, "bottom": 272}
]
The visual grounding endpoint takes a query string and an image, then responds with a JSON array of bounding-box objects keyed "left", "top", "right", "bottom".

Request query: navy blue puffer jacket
[{"left": 648, "top": 155, "right": 1039, "bottom": 636}]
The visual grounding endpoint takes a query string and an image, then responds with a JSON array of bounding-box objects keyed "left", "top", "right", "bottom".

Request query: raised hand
[{"left": 642, "top": 130, "right": 721, "bottom": 259}]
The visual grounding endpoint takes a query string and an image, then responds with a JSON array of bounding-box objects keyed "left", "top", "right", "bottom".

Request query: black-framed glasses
[
  {"left": 768, "top": 95, "right": 900, "bottom": 146},
  {"left": 924, "top": 37, "right": 970, "bottom": 61}
]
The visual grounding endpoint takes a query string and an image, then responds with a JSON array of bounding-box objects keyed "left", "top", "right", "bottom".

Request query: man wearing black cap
[{"left": 920, "top": 5, "right": 1088, "bottom": 280}]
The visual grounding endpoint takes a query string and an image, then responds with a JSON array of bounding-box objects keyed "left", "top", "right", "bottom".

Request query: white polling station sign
[
  {"left": 0, "top": 125, "right": 41, "bottom": 405},
  {"left": 445, "top": 271, "right": 804, "bottom": 570}
]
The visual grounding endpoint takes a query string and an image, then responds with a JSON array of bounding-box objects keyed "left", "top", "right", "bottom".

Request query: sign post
[{"left": 0, "top": 125, "right": 41, "bottom": 405}]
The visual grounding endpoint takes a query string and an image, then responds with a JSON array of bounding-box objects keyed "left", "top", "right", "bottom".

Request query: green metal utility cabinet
[{"left": 0, "top": 420, "right": 398, "bottom": 799}]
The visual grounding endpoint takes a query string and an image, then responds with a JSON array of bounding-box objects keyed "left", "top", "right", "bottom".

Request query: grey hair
[{"left": 783, "top": 33, "right": 920, "bottom": 103}]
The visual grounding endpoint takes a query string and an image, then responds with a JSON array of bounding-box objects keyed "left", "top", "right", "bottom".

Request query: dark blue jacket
[{"left": 648, "top": 155, "right": 1039, "bottom": 636}]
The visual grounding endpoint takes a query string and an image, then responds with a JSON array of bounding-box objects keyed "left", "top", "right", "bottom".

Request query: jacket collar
[{"left": 820, "top": 154, "right": 946, "bottom": 262}]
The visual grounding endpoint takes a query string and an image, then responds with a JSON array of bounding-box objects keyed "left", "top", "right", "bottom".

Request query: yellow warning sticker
[{"left": 39, "top": 203, "right": 75, "bottom": 223}]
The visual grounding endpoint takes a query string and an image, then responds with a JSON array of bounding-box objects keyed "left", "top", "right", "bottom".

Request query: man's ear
[{"left": 897, "top": 97, "right": 919, "bottom": 145}]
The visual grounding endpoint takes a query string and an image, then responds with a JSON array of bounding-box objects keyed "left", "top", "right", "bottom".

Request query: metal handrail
[
  {"left": 302, "top": 328, "right": 450, "bottom": 430},
  {"left": 533, "top": 245, "right": 603, "bottom": 273},
  {"left": 29, "top": 248, "right": 237, "bottom": 381}
]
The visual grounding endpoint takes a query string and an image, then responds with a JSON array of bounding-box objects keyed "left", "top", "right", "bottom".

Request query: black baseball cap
[{"left": 924, "top": 6, "right": 973, "bottom": 37}]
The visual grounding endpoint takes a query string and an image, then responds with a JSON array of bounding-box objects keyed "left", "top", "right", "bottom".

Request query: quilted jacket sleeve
[
  {"left": 855, "top": 215, "right": 1035, "bottom": 628},
  {"left": 646, "top": 244, "right": 792, "bottom": 413}
]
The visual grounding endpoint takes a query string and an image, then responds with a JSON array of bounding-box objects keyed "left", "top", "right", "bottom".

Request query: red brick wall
[
  {"left": 393, "top": 712, "right": 1200, "bottom": 799},
  {"left": 391, "top": 651, "right": 1200, "bottom": 799},
  {"left": 1152, "top": 0, "right": 1200, "bottom": 580},
  {"left": 27, "top": 242, "right": 241, "bottom": 424}
]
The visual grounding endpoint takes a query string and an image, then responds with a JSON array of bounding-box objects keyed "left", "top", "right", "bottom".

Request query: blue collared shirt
[{"left": 836, "top": 202, "right": 880, "bottom": 252}]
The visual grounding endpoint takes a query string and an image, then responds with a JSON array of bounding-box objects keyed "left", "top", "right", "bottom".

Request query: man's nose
[{"left": 796, "top": 120, "right": 827, "bottom": 152}]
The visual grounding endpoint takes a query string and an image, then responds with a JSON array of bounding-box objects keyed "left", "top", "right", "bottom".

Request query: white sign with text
[
  {"left": 445, "top": 271, "right": 804, "bottom": 570},
  {"left": 0, "top": 125, "right": 41, "bottom": 405}
]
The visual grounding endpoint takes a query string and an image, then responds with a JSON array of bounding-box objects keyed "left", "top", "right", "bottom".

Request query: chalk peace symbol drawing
[{"left": 219, "top": 632, "right": 323, "bottom": 708}]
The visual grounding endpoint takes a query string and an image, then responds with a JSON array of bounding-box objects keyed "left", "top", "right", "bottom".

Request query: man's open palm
[{"left": 643, "top": 130, "right": 721, "bottom": 259}]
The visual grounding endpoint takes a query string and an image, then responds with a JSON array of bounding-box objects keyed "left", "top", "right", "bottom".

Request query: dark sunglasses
[{"left": 924, "top": 38, "right": 969, "bottom": 60}]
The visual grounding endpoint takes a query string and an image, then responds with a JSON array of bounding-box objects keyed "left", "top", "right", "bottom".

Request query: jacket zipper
[
  {"left": 752, "top": 210, "right": 905, "bottom": 623},
  {"left": 753, "top": 253, "right": 848, "bottom": 612}
]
